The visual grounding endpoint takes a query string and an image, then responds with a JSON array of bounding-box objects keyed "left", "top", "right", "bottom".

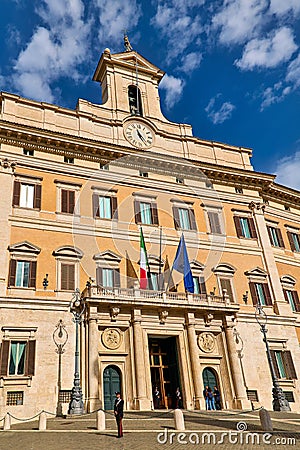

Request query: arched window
[{"left": 128, "top": 85, "right": 143, "bottom": 116}]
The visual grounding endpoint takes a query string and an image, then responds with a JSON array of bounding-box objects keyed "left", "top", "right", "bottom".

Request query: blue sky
[{"left": 1, "top": 0, "right": 300, "bottom": 189}]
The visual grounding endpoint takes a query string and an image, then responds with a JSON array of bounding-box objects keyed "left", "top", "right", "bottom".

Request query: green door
[
  {"left": 103, "top": 365, "right": 121, "bottom": 410},
  {"left": 202, "top": 367, "right": 217, "bottom": 390}
]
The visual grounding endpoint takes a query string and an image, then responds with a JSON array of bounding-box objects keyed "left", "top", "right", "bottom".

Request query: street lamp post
[
  {"left": 53, "top": 320, "right": 68, "bottom": 417},
  {"left": 255, "top": 303, "right": 291, "bottom": 411},
  {"left": 68, "top": 288, "right": 85, "bottom": 415}
]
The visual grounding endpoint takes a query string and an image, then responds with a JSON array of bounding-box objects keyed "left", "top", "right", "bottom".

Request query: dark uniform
[{"left": 114, "top": 392, "right": 124, "bottom": 438}]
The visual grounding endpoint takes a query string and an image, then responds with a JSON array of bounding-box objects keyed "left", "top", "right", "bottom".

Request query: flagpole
[{"left": 158, "top": 226, "right": 162, "bottom": 291}]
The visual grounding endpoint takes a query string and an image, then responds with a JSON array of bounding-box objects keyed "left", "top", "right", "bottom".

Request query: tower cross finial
[{"left": 124, "top": 32, "right": 133, "bottom": 52}]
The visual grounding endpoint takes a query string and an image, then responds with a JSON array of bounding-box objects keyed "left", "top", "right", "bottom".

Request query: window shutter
[
  {"left": 189, "top": 209, "right": 197, "bottom": 231},
  {"left": 61, "top": 264, "right": 75, "bottom": 290},
  {"left": 248, "top": 218, "right": 257, "bottom": 238},
  {"left": 34, "top": 184, "right": 42, "bottom": 209},
  {"left": 12, "top": 181, "right": 21, "bottom": 206},
  {"left": 263, "top": 283, "right": 272, "bottom": 306},
  {"left": 283, "top": 289, "right": 288, "bottom": 302},
  {"left": 114, "top": 269, "right": 120, "bottom": 288},
  {"left": 0, "top": 340, "right": 10, "bottom": 376},
  {"left": 173, "top": 206, "right": 180, "bottom": 230},
  {"left": 199, "top": 276, "right": 207, "bottom": 295},
  {"left": 111, "top": 196, "right": 118, "bottom": 220},
  {"left": 276, "top": 229, "right": 284, "bottom": 248},
  {"left": 292, "top": 291, "right": 300, "bottom": 312},
  {"left": 266, "top": 226, "right": 273, "bottom": 245},
  {"left": 283, "top": 351, "right": 297, "bottom": 379},
  {"left": 92, "top": 194, "right": 99, "bottom": 218},
  {"left": 233, "top": 216, "right": 243, "bottom": 238},
  {"left": 287, "top": 231, "right": 296, "bottom": 251},
  {"left": 134, "top": 200, "right": 141, "bottom": 224},
  {"left": 270, "top": 350, "right": 280, "bottom": 378},
  {"left": 61, "top": 189, "right": 68, "bottom": 213},
  {"left": 208, "top": 211, "right": 221, "bottom": 234},
  {"left": 249, "top": 282, "right": 258, "bottom": 306},
  {"left": 8, "top": 259, "right": 17, "bottom": 287},
  {"left": 96, "top": 267, "right": 103, "bottom": 286},
  {"left": 29, "top": 261, "right": 37, "bottom": 288},
  {"left": 69, "top": 190, "right": 75, "bottom": 214},
  {"left": 68, "top": 264, "right": 75, "bottom": 291},
  {"left": 25, "top": 340, "right": 36, "bottom": 376},
  {"left": 151, "top": 203, "right": 159, "bottom": 225}
]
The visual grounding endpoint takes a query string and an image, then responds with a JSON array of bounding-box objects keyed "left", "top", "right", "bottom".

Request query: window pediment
[
  {"left": 212, "top": 263, "right": 236, "bottom": 275},
  {"left": 190, "top": 261, "right": 205, "bottom": 272},
  {"left": 8, "top": 241, "right": 41, "bottom": 255},
  {"left": 281, "top": 275, "right": 296, "bottom": 289},
  {"left": 93, "top": 250, "right": 121, "bottom": 263},
  {"left": 53, "top": 246, "right": 83, "bottom": 259},
  {"left": 244, "top": 267, "right": 268, "bottom": 277}
]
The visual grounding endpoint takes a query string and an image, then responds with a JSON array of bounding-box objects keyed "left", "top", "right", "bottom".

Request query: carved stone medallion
[
  {"left": 102, "top": 328, "right": 122, "bottom": 350},
  {"left": 198, "top": 332, "right": 215, "bottom": 353}
]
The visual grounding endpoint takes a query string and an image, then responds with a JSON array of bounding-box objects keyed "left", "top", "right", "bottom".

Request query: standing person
[
  {"left": 207, "top": 387, "right": 216, "bottom": 410},
  {"left": 175, "top": 387, "right": 182, "bottom": 409},
  {"left": 214, "top": 386, "right": 221, "bottom": 410},
  {"left": 153, "top": 386, "right": 161, "bottom": 409},
  {"left": 203, "top": 385, "right": 209, "bottom": 410},
  {"left": 114, "top": 391, "right": 124, "bottom": 438}
]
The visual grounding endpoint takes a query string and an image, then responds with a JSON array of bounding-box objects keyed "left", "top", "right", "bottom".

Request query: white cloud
[
  {"left": 95, "top": 0, "right": 141, "bottom": 47},
  {"left": 275, "top": 151, "right": 300, "bottom": 190},
  {"left": 269, "top": 0, "right": 300, "bottom": 17},
  {"left": 159, "top": 74, "right": 185, "bottom": 109},
  {"left": 179, "top": 52, "right": 202, "bottom": 74},
  {"left": 235, "top": 27, "right": 297, "bottom": 70},
  {"left": 12, "top": 0, "right": 91, "bottom": 103},
  {"left": 286, "top": 53, "right": 300, "bottom": 88},
  {"left": 205, "top": 95, "right": 235, "bottom": 124},
  {"left": 260, "top": 82, "right": 292, "bottom": 110},
  {"left": 212, "top": 0, "right": 268, "bottom": 46}
]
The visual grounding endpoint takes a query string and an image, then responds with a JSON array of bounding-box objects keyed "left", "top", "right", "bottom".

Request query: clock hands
[{"left": 136, "top": 129, "right": 147, "bottom": 144}]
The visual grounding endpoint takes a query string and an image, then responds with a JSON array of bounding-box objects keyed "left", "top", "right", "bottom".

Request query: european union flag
[{"left": 172, "top": 234, "right": 194, "bottom": 293}]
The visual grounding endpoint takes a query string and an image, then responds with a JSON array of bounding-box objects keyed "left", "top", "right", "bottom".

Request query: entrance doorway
[
  {"left": 103, "top": 365, "right": 121, "bottom": 410},
  {"left": 149, "top": 337, "right": 180, "bottom": 409},
  {"left": 202, "top": 367, "right": 222, "bottom": 408}
]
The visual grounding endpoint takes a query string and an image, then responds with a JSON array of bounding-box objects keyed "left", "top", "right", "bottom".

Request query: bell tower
[{"left": 92, "top": 42, "right": 166, "bottom": 121}]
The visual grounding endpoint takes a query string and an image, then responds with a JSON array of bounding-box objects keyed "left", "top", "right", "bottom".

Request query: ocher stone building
[{"left": 0, "top": 46, "right": 300, "bottom": 417}]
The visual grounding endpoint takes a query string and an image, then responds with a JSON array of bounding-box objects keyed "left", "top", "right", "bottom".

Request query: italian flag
[{"left": 140, "top": 228, "right": 148, "bottom": 289}]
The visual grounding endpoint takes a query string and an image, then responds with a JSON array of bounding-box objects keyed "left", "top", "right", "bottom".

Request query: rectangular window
[
  {"left": 150, "top": 273, "right": 158, "bottom": 291},
  {"left": 15, "top": 261, "right": 30, "bottom": 288},
  {"left": 8, "top": 260, "right": 37, "bottom": 288},
  {"left": 220, "top": 278, "right": 234, "bottom": 302},
  {"left": 193, "top": 276, "right": 206, "bottom": 295},
  {"left": 61, "top": 263, "right": 75, "bottom": 291},
  {"left": 208, "top": 211, "right": 222, "bottom": 234},
  {"left": 134, "top": 200, "right": 158, "bottom": 226},
  {"left": 287, "top": 231, "right": 300, "bottom": 252},
  {"left": 275, "top": 351, "right": 286, "bottom": 378},
  {"left": 102, "top": 268, "right": 114, "bottom": 287},
  {"left": 173, "top": 206, "right": 197, "bottom": 231},
  {"left": 99, "top": 197, "right": 112, "bottom": 219},
  {"left": 13, "top": 181, "right": 41, "bottom": 209},
  {"left": 7, "top": 391, "right": 24, "bottom": 406},
  {"left": 267, "top": 226, "right": 284, "bottom": 247},
  {"left": 234, "top": 216, "right": 257, "bottom": 239},
  {"left": 270, "top": 350, "right": 297, "bottom": 379},
  {"left": 9, "top": 341, "right": 26, "bottom": 375},
  {"left": 246, "top": 390, "right": 258, "bottom": 402},
  {"left": 61, "top": 189, "right": 75, "bottom": 214},
  {"left": 64, "top": 157, "right": 74, "bottom": 164},
  {"left": 283, "top": 391, "right": 295, "bottom": 403},
  {"left": 284, "top": 290, "right": 300, "bottom": 312},
  {"left": 249, "top": 282, "right": 272, "bottom": 306},
  {"left": 0, "top": 340, "right": 36, "bottom": 377},
  {"left": 96, "top": 268, "right": 120, "bottom": 288},
  {"left": 23, "top": 149, "right": 34, "bottom": 156}
]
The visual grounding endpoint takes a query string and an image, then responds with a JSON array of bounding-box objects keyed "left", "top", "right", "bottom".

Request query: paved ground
[{"left": 0, "top": 409, "right": 299, "bottom": 450}]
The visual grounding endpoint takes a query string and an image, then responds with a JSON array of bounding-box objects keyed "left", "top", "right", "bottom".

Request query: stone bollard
[
  {"left": 96, "top": 410, "right": 106, "bottom": 431},
  {"left": 38, "top": 411, "right": 47, "bottom": 430},
  {"left": 3, "top": 413, "right": 11, "bottom": 430},
  {"left": 259, "top": 408, "right": 273, "bottom": 432},
  {"left": 174, "top": 408, "right": 185, "bottom": 431}
]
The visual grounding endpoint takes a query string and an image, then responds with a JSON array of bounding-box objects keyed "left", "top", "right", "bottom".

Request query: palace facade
[{"left": 0, "top": 46, "right": 300, "bottom": 417}]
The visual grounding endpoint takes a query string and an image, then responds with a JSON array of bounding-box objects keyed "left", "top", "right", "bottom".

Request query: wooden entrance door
[{"left": 103, "top": 365, "right": 121, "bottom": 410}]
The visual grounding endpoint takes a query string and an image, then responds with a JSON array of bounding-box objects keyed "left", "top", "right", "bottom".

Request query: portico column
[
  {"left": 224, "top": 320, "right": 251, "bottom": 409},
  {"left": 186, "top": 313, "right": 203, "bottom": 409},
  {"left": 132, "top": 309, "right": 151, "bottom": 410},
  {"left": 249, "top": 202, "right": 290, "bottom": 315},
  {"left": 87, "top": 310, "right": 100, "bottom": 411}
]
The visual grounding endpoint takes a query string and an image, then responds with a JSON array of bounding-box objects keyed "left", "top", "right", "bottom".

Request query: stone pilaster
[
  {"left": 224, "top": 320, "right": 251, "bottom": 409},
  {"left": 87, "top": 310, "right": 100, "bottom": 412},
  {"left": 249, "top": 202, "right": 290, "bottom": 315},
  {"left": 132, "top": 309, "right": 151, "bottom": 410},
  {"left": 186, "top": 313, "right": 203, "bottom": 410}
]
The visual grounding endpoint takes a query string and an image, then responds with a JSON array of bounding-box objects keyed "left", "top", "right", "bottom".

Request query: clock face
[{"left": 124, "top": 122, "right": 154, "bottom": 148}]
